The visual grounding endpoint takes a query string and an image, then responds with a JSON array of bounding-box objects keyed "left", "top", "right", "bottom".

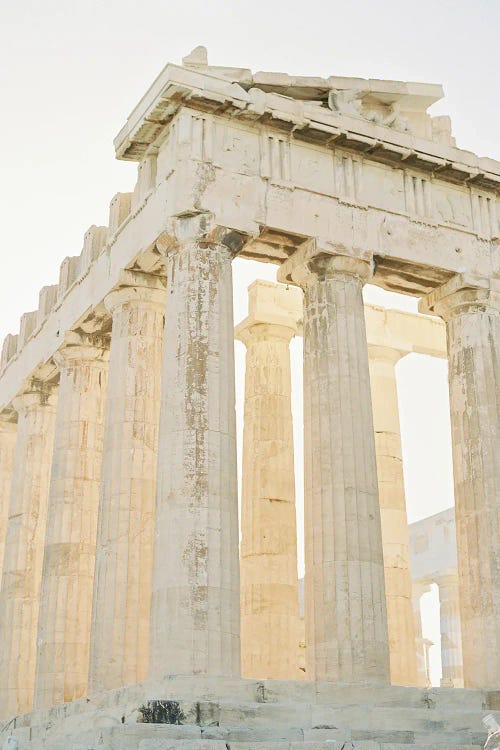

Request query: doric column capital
[
  {"left": 235, "top": 280, "right": 302, "bottom": 346},
  {"left": 157, "top": 215, "right": 250, "bottom": 262},
  {"left": 368, "top": 344, "right": 406, "bottom": 366},
  {"left": 54, "top": 331, "right": 110, "bottom": 368},
  {"left": 419, "top": 273, "right": 500, "bottom": 320},
  {"left": 13, "top": 378, "right": 57, "bottom": 412},
  {"left": 278, "top": 239, "right": 374, "bottom": 289},
  {"left": 104, "top": 270, "right": 166, "bottom": 314},
  {"left": 235, "top": 320, "right": 297, "bottom": 347},
  {"left": 436, "top": 572, "right": 460, "bottom": 592}
]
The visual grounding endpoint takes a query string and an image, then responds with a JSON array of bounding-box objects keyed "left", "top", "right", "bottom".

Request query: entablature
[
  {"left": 1, "top": 51, "right": 499, "bottom": 417},
  {"left": 114, "top": 58, "right": 500, "bottom": 199}
]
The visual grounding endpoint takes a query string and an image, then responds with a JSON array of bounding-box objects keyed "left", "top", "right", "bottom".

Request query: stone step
[
  {"left": 136, "top": 742, "right": 483, "bottom": 750},
  {"left": 143, "top": 699, "right": 495, "bottom": 735},
  {"left": 4, "top": 691, "right": 496, "bottom": 750},
  {"left": 6, "top": 710, "right": 492, "bottom": 750},
  {"left": 1, "top": 722, "right": 488, "bottom": 750},
  {"left": 7, "top": 717, "right": 487, "bottom": 750}
]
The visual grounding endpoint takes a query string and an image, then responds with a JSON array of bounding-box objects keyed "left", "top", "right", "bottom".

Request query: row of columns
[
  {"left": 0, "top": 272, "right": 168, "bottom": 716},
  {"left": 0, "top": 231, "right": 498, "bottom": 719},
  {"left": 237, "top": 279, "right": 457, "bottom": 686}
]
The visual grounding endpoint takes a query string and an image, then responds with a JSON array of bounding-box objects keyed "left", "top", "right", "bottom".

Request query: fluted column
[
  {"left": 279, "top": 245, "right": 389, "bottom": 683},
  {"left": 236, "top": 286, "right": 302, "bottom": 680},
  {"left": 422, "top": 275, "right": 500, "bottom": 688},
  {"left": 89, "top": 274, "right": 165, "bottom": 691},
  {"left": 0, "top": 382, "right": 57, "bottom": 718},
  {"left": 149, "top": 227, "right": 245, "bottom": 679},
  {"left": 0, "top": 420, "right": 17, "bottom": 584},
  {"left": 412, "top": 581, "right": 431, "bottom": 687},
  {"left": 437, "top": 573, "right": 464, "bottom": 687},
  {"left": 368, "top": 345, "right": 417, "bottom": 686},
  {"left": 34, "top": 334, "right": 109, "bottom": 708}
]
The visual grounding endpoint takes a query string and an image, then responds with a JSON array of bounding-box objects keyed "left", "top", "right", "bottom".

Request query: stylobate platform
[{"left": 1, "top": 677, "right": 498, "bottom": 749}]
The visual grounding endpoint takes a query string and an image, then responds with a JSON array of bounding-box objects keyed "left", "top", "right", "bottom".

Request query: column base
[{"left": 0, "top": 675, "right": 494, "bottom": 750}]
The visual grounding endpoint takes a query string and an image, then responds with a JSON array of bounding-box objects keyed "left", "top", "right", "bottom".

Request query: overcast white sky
[{"left": 2, "top": 0, "right": 498, "bottom": 684}]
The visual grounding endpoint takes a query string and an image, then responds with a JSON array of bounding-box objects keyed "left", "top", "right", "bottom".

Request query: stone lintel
[
  {"left": 413, "top": 578, "right": 434, "bottom": 595},
  {"left": 365, "top": 305, "right": 446, "bottom": 359},
  {"left": 235, "top": 280, "right": 302, "bottom": 341},
  {"left": 237, "top": 279, "right": 447, "bottom": 359}
]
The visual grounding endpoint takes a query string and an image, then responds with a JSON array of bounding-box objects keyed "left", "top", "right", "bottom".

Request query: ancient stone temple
[{"left": 0, "top": 46, "right": 499, "bottom": 749}]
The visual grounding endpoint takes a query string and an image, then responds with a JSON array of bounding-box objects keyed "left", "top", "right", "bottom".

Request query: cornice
[{"left": 114, "top": 64, "right": 500, "bottom": 195}]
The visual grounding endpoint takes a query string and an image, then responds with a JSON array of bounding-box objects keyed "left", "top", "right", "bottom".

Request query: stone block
[
  {"left": 57, "top": 255, "right": 80, "bottom": 300},
  {"left": 18, "top": 311, "right": 38, "bottom": 350},
  {"left": 132, "top": 153, "right": 157, "bottom": 209},
  {"left": 109, "top": 192, "right": 132, "bottom": 234},
  {"left": 351, "top": 730, "right": 414, "bottom": 743},
  {"left": 221, "top": 727, "right": 304, "bottom": 742},
  {"left": 219, "top": 701, "right": 311, "bottom": 728},
  {"left": 139, "top": 741, "right": 228, "bottom": 750},
  {"left": 1, "top": 334, "right": 18, "bottom": 368},
  {"left": 303, "top": 729, "right": 351, "bottom": 741},
  {"left": 37, "top": 285, "right": 58, "bottom": 327},
  {"left": 79, "top": 225, "right": 108, "bottom": 277},
  {"left": 177, "top": 700, "right": 222, "bottom": 726},
  {"left": 201, "top": 726, "right": 230, "bottom": 740}
]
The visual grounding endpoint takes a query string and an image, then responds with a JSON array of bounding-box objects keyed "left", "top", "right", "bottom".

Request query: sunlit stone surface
[{"left": 0, "top": 46, "right": 498, "bottom": 748}]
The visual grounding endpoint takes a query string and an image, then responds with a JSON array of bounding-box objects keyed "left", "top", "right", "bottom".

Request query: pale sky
[{"left": 2, "top": 0, "right": 498, "bottom": 685}]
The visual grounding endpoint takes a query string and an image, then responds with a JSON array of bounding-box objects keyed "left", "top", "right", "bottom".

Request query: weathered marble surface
[
  {"left": 34, "top": 336, "right": 109, "bottom": 709},
  {"left": 279, "top": 249, "right": 390, "bottom": 684},
  {"left": 0, "top": 385, "right": 57, "bottom": 717},
  {"left": 0, "top": 675, "right": 497, "bottom": 750},
  {"left": 421, "top": 275, "right": 500, "bottom": 689},
  {"left": 150, "top": 228, "right": 243, "bottom": 680},
  {"left": 236, "top": 281, "right": 303, "bottom": 680},
  {"left": 0, "top": 47, "right": 497, "bottom": 741}
]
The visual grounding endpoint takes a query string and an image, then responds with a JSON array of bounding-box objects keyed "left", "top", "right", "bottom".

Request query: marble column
[
  {"left": 89, "top": 274, "right": 165, "bottom": 691},
  {"left": 34, "top": 334, "right": 109, "bottom": 709},
  {"left": 412, "top": 581, "right": 431, "bottom": 687},
  {"left": 0, "top": 420, "right": 17, "bottom": 584},
  {"left": 0, "top": 381, "right": 57, "bottom": 717},
  {"left": 236, "top": 291, "right": 302, "bottom": 680},
  {"left": 437, "top": 573, "right": 464, "bottom": 687},
  {"left": 279, "top": 246, "right": 390, "bottom": 683},
  {"left": 422, "top": 276, "right": 500, "bottom": 688},
  {"left": 368, "top": 345, "right": 417, "bottom": 686},
  {"left": 149, "top": 228, "right": 245, "bottom": 679}
]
